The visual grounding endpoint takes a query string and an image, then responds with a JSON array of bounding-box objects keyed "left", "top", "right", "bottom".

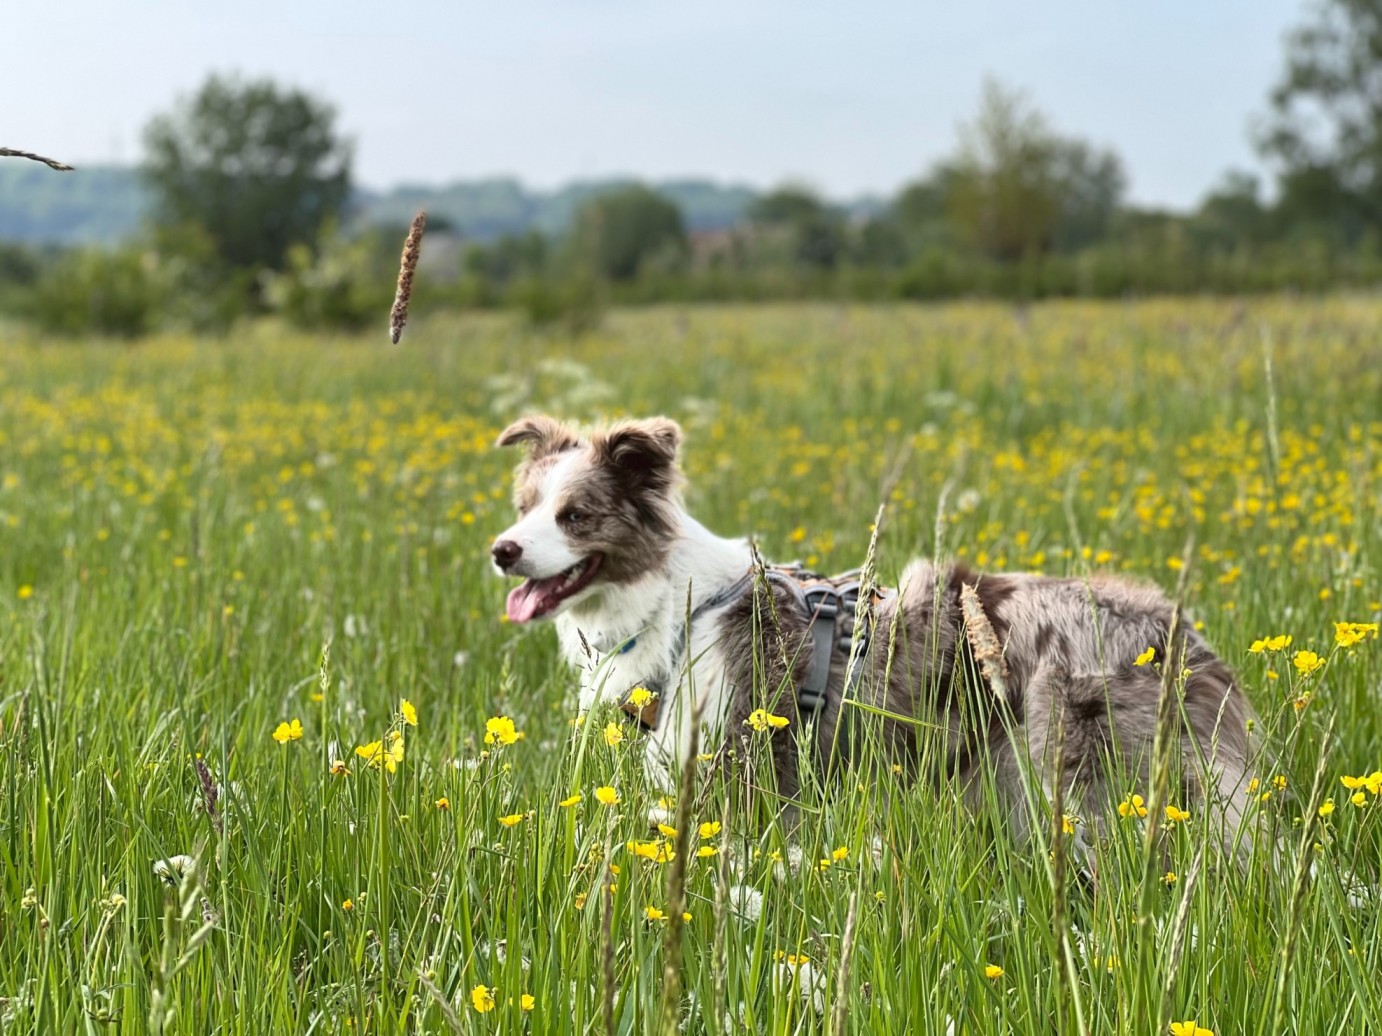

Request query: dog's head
[{"left": 492, "top": 415, "right": 684, "bottom": 622}]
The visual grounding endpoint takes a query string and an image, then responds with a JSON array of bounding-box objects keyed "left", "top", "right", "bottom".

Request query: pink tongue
[{"left": 506, "top": 579, "right": 555, "bottom": 623}]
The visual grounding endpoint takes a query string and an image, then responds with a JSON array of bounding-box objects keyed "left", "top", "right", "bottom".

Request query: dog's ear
[
  {"left": 595, "top": 417, "right": 682, "bottom": 492},
  {"left": 496, "top": 416, "right": 579, "bottom": 459}
]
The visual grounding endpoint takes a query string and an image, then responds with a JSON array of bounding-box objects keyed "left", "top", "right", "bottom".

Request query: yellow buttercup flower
[
  {"left": 498, "top": 812, "right": 524, "bottom": 827},
  {"left": 696, "top": 846, "right": 718, "bottom": 858},
  {"left": 698, "top": 821, "right": 721, "bottom": 839},
  {"left": 1164, "top": 805, "right": 1191, "bottom": 823},
  {"left": 831, "top": 846, "right": 850, "bottom": 861},
  {"left": 657, "top": 823, "right": 678, "bottom": 838},
  {"left": 1318, "top": 799, "right": 1335, "bottom": 817},
  {"left": 627, "top": 839, "right": 675, "bottom": 863},
  {"left": 484, "top": 716, "right": 523, "bottom": 745},
  {"left": 435, "top": 797, "right": 450, "bottom": 810},
  {"left": 1169, "top": 1022, "right": 1213, "bottom": 1036},
  {"left": 1134, "top": 647, "right": 1155, "bottom": 667},
  {"left": 1292, "top": 650, "right": 1324, "bottom": 676},
  {"left": 273, "top": 718, "right": 304, "bottom": 744},
  {"left": 984, "top": 964, "right": 1004, "bottom": 979},
  {"left": 1249, "top": 634, "right": 1291, "bottom": 653},
  {"left": 603, "top": 722, "right": 625, "bottom": 747},
  {"left": 628, "top": 686, "right": 654, "bottom": 708},
  {"left": 400, "top": 698, "right": 418, "bottom": 727},
  {"left": 644, "top": 906, "right": 667, "bottom": 921},
  {"left": 470, "top": 985, "right": 495, "bottom": 1013},
  {"left": 355, "top": 734, "right": 404, "bottom": 773},
  {"left": 1118, "top": 793, "right": 1148, "bottom": 819},
  {"left": 746, "top": 708, "right": 789, "bottom": 732},
  {"left": 595, "top": 785, "right": 619, "bottom": 806},
  {"left": 520, "top": 994, "right": 535, "bottom": 1011},
  {"left": 559, "top": 793, "right": 582, "bottom": 808}
]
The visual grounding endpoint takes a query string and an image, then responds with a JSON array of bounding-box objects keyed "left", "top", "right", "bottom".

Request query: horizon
[{"left": 2, "top": 0, "right": 1303, "bottom": 211}]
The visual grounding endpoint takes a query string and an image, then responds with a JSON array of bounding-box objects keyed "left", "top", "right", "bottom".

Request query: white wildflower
[{"left": 727, "top": 884, "right": 764, "bottom": 922}]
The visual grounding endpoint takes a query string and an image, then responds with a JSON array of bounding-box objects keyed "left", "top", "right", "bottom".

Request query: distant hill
[
  {"left": 0, "top": 164, "right": 150, "bottom": 245},
  {"left": 0, "top": 165, "right": 882, "bottom": 247},
  {"left": 359, "top": 176, "right": 763, "bottom": 237}
]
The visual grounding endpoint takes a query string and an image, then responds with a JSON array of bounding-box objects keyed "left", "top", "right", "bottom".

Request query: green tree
[
  {"left": 748, "top": 186, "right": 847, "bottom": 269},
  {"left": 1195, "top": 172, "right": 1273, "bottom": 248},
  {"left": 143, "top": 74, "right": 352, "bottom": 272},
  {"left": 573, "top": 186, "right": 687, "bottom": 281},
  {"left": 1259, "top": 0, "right": 1382, "bottom": 242},
  {"left": 941, "top": 80, "right": 1124, "bottom": 262}
]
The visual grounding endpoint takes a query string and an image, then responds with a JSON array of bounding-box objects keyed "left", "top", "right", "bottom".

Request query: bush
[
  {"left": 24, "top": 247, "right": 163, "bottom": 338},
  {"left": 509, "top": 275, "right": 603, "bottom": 333},
  {"left": 262, "top": 227, "right": 392, "bottom": 331}
]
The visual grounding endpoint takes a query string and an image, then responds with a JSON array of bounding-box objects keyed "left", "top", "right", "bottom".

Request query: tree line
[{"left": 5, "top": 0, "right": 1382, "bottom": 336}]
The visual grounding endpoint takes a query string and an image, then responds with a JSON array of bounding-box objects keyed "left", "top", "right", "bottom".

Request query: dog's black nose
[{"left": 492, "top": 539, "right": 523, "bottom": 569}]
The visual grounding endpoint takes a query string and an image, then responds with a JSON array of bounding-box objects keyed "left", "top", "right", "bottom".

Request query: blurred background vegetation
[{"left": 5, "top": 0, "right": 1382, "bottom": 336}]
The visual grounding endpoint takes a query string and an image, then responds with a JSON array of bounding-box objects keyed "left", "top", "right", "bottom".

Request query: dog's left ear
[
  {"left": 496, "top": 415, "right": 579, "bottom": 459},
  {"left": 596, "top": 417, "right": 682, "bottom": 492}
]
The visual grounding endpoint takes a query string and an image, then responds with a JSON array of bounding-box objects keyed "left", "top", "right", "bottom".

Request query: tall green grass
[{"left": 0, "top": 299, "right": 1378, "bottom": 1034}]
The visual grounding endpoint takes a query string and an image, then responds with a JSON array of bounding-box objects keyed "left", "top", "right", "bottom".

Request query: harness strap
[
  {"left": 617, "top": 573, "right": 753, "bottom": 731},
  {"left": 618, "top": 564, "right": 895, "bottom": 732}
]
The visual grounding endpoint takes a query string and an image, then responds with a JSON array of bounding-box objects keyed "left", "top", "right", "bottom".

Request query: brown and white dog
[{"left": 492, "top": 414, "right": 1255, "bottom": 847}]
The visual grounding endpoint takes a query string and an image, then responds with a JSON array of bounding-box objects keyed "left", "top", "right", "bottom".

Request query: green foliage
[
  {"left": 749, "top": 186, "right": 848, "bottom": 269},
  {"left": 572, "top": 186, "right": 688, "bottom": 281},
  {"left": 142, "top": 74, "right": 352, "bottom": 273},
  {"left": 262, "top": 225, "right": 393, "bottom": 331},
  {"left": 508, "top": 274, "right": 604, "bottom": 333},
  {"left": 940, "top": 80, "right": 1126, "bottom": 262},
  {"left": 22, "top": 246, "right": 162, "bottom": 338},
  {"left": 1259, "top": 0, "right": 1382, "bottom": 244}
]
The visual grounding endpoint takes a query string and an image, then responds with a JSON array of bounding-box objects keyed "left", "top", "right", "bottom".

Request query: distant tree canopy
[
  {"left": 573, "top": 186, "right": 687, "bottom": 281},
  {"left": 748, "top": 186, "right": 847, "bottom": 269},
  {"left": 1260, "top": 0, "right": 1382, "bottom": 243},
  {"left": 143, "top": 75, "right": 353, "bottom": 272},
  {"left": 931, "top": 80, "right": 1126, "bottom": 261}
]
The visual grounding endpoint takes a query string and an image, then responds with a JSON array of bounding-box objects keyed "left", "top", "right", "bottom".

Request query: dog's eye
[{"left": 561, "top": 509, "right": 586, "bottom": 524}]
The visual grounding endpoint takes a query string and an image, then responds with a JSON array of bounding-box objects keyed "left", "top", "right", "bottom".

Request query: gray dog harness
[{"left": 620, "top": 564, "right": 891, "bottom": 731}]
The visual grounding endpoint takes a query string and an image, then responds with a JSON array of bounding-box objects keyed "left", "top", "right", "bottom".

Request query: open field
[{"left": 1, "top": 298, "right": 1380, "bottom": 1034}]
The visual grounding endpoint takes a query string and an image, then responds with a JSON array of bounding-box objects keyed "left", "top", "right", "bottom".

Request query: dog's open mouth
[{"left": 505, "top": 554, "right": 603, "bottom": 623}]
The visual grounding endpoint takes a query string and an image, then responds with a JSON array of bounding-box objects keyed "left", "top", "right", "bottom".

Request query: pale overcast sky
[{"left": 3, "top": 1, "right": 1304, "bottom": 209}]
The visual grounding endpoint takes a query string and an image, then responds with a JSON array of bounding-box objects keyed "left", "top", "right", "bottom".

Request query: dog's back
[{"left": 723, "top": 559, "right": 1254, "bottom": 851}]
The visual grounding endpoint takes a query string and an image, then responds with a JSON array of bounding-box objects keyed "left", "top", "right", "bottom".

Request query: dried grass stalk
[
  {"left": 389, "top": 210, "right": 426, "bottom": 344},
  {"left": 960, "top": 582, "right": 1010, "bottom": 693},
  {"left": 0, "top": 147, "right": 73, "bottom": 171}
]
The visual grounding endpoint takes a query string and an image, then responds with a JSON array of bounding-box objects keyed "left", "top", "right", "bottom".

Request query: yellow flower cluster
[
  {"left": 1117, "top": 793, "right": 1148, "bottom": 819},
  {"left": 1334, "top": 621, "right": 1380, "bottom": 648},
  {"left": 355, "top": 732, "right": 405, "bottom": 773},
  {"left": 746, "top": 709, "right": 789, "bottom": 732},
  {"left": 1341, "top": 770, "right": 1382, "bottom": 807}
]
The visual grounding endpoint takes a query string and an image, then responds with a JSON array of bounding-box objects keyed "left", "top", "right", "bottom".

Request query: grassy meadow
[{"left": 1, "top": 298, "right": 1380, "bottom": 1034}]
